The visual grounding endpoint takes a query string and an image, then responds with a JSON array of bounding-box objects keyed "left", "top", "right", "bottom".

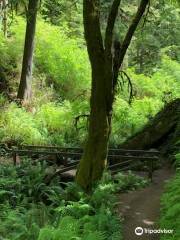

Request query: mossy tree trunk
[
  {"left": 76, "top": 0, "right": 149, "bottom": 190},
  {"left": 76, "top": 54, "right": 113, "bottom": 190},
  {"left": 17, "top": 0, "right": 39, "bottom": 102}
]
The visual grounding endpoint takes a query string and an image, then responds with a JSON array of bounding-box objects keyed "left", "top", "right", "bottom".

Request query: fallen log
[{"left": 120, "top": 98, "right": 180, "bottom": 152}]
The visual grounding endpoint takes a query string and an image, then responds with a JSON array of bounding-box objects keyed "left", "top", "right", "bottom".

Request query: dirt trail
[{"left": 117, "top": 167, "right": 174, "bottom": 240}]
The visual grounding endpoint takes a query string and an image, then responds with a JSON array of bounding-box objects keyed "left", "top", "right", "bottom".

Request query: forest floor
[{"left": 117, "top": 166, "right": 174, "bottom": 240}]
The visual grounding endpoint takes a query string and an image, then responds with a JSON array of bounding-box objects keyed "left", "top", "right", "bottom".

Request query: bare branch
[
  {"left": 72, "top": 90, "right": 89, "bottom": 102},
  {"left": 74, "top": 114, "right": 89, "bottom": 131},
  {"left": 141, "top": 1, "right": 151, "bottom": 29},
  {"left": 119, "top": 70, "right": 133, "bottom": 104}
]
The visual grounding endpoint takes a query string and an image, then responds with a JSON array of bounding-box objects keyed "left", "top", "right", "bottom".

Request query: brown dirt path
[{"left": 117, "top": 167, "right": 174, "bottom": 240}]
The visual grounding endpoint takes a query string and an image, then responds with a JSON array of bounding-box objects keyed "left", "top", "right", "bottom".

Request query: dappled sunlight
[{"left": 143, "top": 219, "right": 155, "bottom": 226}]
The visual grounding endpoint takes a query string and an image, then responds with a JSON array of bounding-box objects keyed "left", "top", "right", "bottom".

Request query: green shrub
[
  {"left": 160, "top": 173, "right": 180, "bottom": 240},
  {"left": 0, "top": 204, "right": 51, "bottom": 240},
  {"left": 111, "top": 97, "right": 163, "bottom": 146},
  {"left": 128, "top": 56, "right": 180, "bottom": 101},
  {"left": 35, "top": 19, "right": 90, "bottom": 100},
  {"left": 113, "top": 171, "right": 149, "bottom": 192},
  {"left": 0, "top": 94, "right": 7, "bottom": 106},
  {"left": 0, "top": 161, "right": 125, "bottom": 240},
  {"left": 0, "top": 160, "right": 62, "bottom": 239},
  {"left": 38, "top": 215, "right": 109, "bottom": 240},
  {"left": 1, "top": 17, "right": 179, "bottom": 148},
  {"left": 35, "top": 101, "right": 74, "bottom": 144},
  {"left": 0, "top": 103, "right": 45, "bottom": 145},
  {"left": 0, "top": 101, "right": 85, "bottom": 146},
  {"left": 3, "top": 17, "right": 90, "bottom": 101},
  {"left": 160, "top": 153, "right": 180, "bottom": 240},
  {"left": 175, "top": 153, "right": 180, "bottom": 170},
  {"left": 0, "top": 158, "right": 150, "bottom": 240},
  {"left": 0, "top": 20, "right": 25, "bottom": 92},
  {"left": 0, "top": 159, "right": 64, "bottom": 206}
]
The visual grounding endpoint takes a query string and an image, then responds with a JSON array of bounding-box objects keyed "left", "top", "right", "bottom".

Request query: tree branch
[
  {"left": 74, "top": 114, "right": 89, "bottom": 131},
  {"left": 119, "top": 70, "right": 133, "bottom": 104},
  {"left": 141, "top": 1, "right": 151, "bottom": 30},
  {"left": 83, "top": 0, "right": 104, "bottom": 64},
  {"left": 118, "top": 0, "right": 149, "bottom": 67},
  {"left": 104, "top": 0, "right": 122, "bottom": 55}
]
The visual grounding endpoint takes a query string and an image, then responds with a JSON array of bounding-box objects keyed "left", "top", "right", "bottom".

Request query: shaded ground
[{"left": 117, "top": 167, "right": 174, "bottom": 240}]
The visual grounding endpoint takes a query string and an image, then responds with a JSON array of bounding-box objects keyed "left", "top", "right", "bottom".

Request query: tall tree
[
  {"left": 17, "top": 0, "right": 39, "bottom": 101},
  {"left": 0, "top": 0, "right": 8, "bottom": 37},
  {"left": 76, "top": 0, "right": 149, "bottom": 190}
]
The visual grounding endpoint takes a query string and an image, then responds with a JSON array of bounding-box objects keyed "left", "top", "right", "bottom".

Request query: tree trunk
[
  {"left": 76, "top": 0, "right": 149, "bottom": 190},
  {"left": 2, "top": 0, "right": 7, "bottom": 38},
  {"left": 76, "top": 63, "right": 112, "bottom": 190},
  {"left": 17, "top": 0, "right": 39, "bottom": 101},
  {"left": 75, "top": 0, "right": 114, "bottom": 190}
]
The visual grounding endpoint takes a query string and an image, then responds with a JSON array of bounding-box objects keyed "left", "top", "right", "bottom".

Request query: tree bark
[
  {"left": 76, "top": 62, "right": 112, "bottom": 190},
  {"left": 75, "top": 0, "right": 111, "bottom": 190},
  {"left": 2, "top": 0, "right": 7, "bottom": 38},
  {"left": 76, "top": 0, "right": 149, "bottom": 190},
  {"left": 17, "top": 0, "right": 39, "bottom": 101}
]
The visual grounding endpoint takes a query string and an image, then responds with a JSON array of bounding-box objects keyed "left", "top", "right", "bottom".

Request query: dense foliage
[
  {"left": 0, "top": 158, "right": 148, "bottom": 239},
  {"left": 0, "top": 0, "right": 180, "bottom": 239},
  {"left": 0, "top": 17, "right": 180, "bottom": 147},
  {"left": 160, "top": 153, "right": 180, "bottom": 240}
]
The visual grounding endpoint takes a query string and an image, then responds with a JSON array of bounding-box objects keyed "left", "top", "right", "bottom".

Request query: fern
[{"left": 160, "top": 153, "right": 180, "bottom": 240}]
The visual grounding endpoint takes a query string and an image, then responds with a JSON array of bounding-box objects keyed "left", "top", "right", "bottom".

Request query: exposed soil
[{"left": 117, "top": 167, "right": 174, "bottom": 240}]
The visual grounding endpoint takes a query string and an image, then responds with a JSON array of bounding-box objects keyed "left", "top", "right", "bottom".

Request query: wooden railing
[{"left": 6, "top": 145, "right": 160, "bottom": 181}]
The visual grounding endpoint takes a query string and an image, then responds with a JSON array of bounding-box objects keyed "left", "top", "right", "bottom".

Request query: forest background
[{"left": 0, "top": 1, "right": 180, "bottom": 239}]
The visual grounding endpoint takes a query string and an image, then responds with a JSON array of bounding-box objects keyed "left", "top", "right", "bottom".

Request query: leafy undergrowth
[
  {"left": 0, "top": 159, "right": 148, "bottom": 240},
  {"left": 160, "top": 153, "right": 180, "bottom": 240},
  {"left": 0, "top": 17, "right": 180, "bottom": 148}
]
